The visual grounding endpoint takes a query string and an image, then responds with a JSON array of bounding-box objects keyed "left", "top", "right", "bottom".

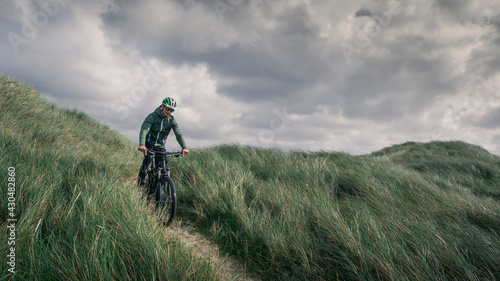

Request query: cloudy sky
[{"left": 1, "top": 0, "right": 499, "bottom": 155}]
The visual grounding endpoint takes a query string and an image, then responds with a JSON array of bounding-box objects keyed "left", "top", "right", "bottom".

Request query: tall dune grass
[
  {"left": 0, "top": 75, "right": 220, "bottom": 280},
  {"left": 170, "top": 144, "right": 500, "bottom": 280}
]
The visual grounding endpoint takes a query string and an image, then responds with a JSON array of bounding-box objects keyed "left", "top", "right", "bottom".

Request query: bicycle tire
[{"left": 156, "top": 176, "right": 177, "bottom": 226}]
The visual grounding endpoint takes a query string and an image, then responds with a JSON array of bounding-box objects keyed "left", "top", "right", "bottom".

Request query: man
[{"left": 137, "top": 97, "right": 189, "bottom": 187}]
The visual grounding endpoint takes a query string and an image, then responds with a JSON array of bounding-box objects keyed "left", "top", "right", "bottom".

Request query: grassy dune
[
  {"left": 0, "top": 75, "right": 220, "bottom": 280},
  {"left": 1, "top": 75, "right": 499, "bottom": 280},
  {"left": 170, "top": 143, "right": 500, "bottom": 280}
]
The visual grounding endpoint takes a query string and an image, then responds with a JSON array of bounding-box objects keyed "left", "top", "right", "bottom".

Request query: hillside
[
  {"left": 0, "top": 75, "right": 226, "bottom": 280},
  {"left": 1, "top": 75, "right": 500, "bottom": 280},
  {"left": 170, "top": 143, "right": 500, "bottom": 280}
]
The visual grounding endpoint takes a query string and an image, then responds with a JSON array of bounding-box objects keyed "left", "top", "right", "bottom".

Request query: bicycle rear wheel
[{"left": 156, "top": 176, "right": 177, "bottom": 226}]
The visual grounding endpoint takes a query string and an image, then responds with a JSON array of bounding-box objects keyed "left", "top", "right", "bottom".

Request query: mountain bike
[{"left": 141, "top": 148, "right": 182, "bottom": 226}]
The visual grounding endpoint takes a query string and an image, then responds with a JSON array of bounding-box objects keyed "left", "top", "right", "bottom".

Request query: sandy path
[{"left": 167, "top": 222, "right": 259, "bottom": 281}]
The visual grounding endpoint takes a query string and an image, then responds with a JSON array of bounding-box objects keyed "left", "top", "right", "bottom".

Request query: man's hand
[
  {"left": 139, "top": 145, "right": 147, "bottom": 156},
  {"left": 182, "top": 148, "right": 189, "bottom": 157}
]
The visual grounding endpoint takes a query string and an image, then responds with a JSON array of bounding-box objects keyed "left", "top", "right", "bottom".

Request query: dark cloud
[
  {"left": 355, "top": 8, "right": 372, "bottom": 17},
  {"left": 466, "top": 18, "right": 500, "bottom": 78},
  {"left": 99, "top": 0, "right": 329, "bottom": 101},
  {"left": 339, "top": 49, "right": 459, "bottom": 121},
  {"left": 473, "top": 107, "right": 500, "bottom": 129},
  {"left": 492, "top": 14, "right": 500, "bottom": 29},
  {"left": 435, "top": 0, "right": 470, "bottom": 17}
]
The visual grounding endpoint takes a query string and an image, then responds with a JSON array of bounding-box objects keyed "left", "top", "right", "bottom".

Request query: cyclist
[{"left": 137, "top": 97, "right": 189, "bottom": 188}]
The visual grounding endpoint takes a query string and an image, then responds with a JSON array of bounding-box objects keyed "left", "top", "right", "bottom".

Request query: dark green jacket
[{"left": 139, "top": 107, "right": 187, "bottom": 149}]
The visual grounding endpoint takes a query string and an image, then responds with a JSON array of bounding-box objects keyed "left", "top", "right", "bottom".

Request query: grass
[
  {"left": 1, "top": 75, "right": 499, "bottom": 280},
  {"left": 0, "top": 75, "right": 221, "bottom": 280},
  {"left": 170, "top": 145, "right": 500, "bottom": 280}
]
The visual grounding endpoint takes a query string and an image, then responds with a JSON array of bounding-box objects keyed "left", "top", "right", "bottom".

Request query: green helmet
[{"left": 162, "top": 97, "right": 177, "bottom": 109}]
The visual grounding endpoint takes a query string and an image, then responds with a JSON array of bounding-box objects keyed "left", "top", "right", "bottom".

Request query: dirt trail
[{"left": 167, "top": 222, "right": 259, "bottom": 281}]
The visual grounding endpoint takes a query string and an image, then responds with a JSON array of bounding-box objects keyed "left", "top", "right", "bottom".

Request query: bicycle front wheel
[{"left": 156, "top": 176, "right": 177, "bottom": 226}]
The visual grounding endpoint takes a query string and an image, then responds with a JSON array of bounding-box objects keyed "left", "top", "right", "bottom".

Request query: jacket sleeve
[
  {"left": 172, "top": 117, "right": 187, "bottom": 149},
  {"left": 139, "top": 113, "right": 154, "bottom": 146}
]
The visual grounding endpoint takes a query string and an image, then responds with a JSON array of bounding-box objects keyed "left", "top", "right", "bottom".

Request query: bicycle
[{"left": 140, "top": 148, "right": 182, "bottom": 226}]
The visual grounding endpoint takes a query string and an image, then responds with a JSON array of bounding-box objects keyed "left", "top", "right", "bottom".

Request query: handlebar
[{"left": 138, "top": 148, "right": 183, "bottom": 157}]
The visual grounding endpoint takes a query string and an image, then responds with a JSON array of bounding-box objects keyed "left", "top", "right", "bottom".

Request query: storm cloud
[{"left": 1, "top": 0, "right": 499, "bottom": 155}]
